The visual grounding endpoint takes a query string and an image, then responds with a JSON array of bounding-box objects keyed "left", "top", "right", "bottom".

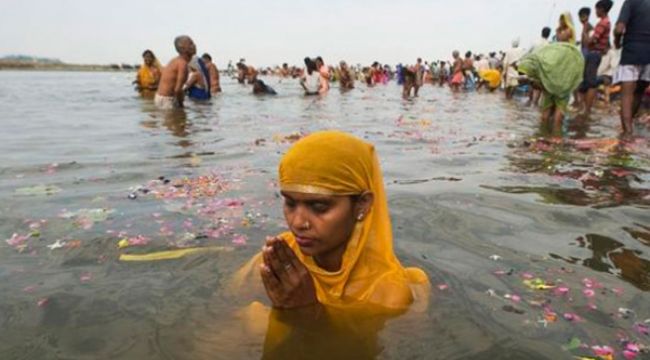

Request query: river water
[{"left": 0, "top": 70, "right": 649, "bottom": 359}]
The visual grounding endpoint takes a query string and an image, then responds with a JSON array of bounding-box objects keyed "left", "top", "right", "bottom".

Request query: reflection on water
[
  {"left": 0, "top": 71, "right": 649, "bottom": 359},
  {"left": 558, "top": 233, "right": 650, "bottom": 291}
]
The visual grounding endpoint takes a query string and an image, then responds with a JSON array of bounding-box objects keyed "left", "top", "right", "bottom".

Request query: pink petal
[
  {"left": 521, "top": 272, "right": 534, "bottom": 280},
  {"left": 232, "top": 234, "right": 247, "bottom": 245},
  {"left": 437, "top": 284, "right": 449, "bottom": 291},
  {"left": 591, "top": 345, "right": 614, "bottom": 356},
  {"left": 624, "top": 350, "right": 639, "bottom": 360},
  {"left": 563, "top": 313, "right": 581, "bottom": 322},
  {"left": 555, "top": 286, "right": 570, "bottom": 296},
  {"left": 583, "top": 289, "right": 595, "bottom": 298}
]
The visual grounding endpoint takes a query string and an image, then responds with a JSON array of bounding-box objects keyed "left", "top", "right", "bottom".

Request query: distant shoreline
[{"left": 0, "top": 61, "right": 136, "bottom": 72}]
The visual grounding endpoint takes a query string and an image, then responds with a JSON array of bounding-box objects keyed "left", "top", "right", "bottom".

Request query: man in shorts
[
  {"left": 578, "top": 0, "right": 613, "bottom": 115},
  {"left": 155, "top": 36, "right": 196, "bottom": 109},
  {"left": 614, "top": 0, "right": 650, "bottom": 135}
]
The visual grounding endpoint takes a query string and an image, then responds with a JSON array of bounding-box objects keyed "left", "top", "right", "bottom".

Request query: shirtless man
[
  {"left": 155, "top": 35, "right": 196, "bottom": 109},
  {"left": 315, "top": 56, "right": 330, "bottom": 95},
  {"left": 463, "top": 51, "right": 475, "bottom": 88},
  {"left": 338, "top": 61, "right": 355, "bottom": 91},
  {"left": 450, "top": 51, "right": 464, "bottom": 92},
  {"left": 414, "top": 58, "right": 424, "bottom": 96},
  {"left": 246, "top": 66, "right": 258, "bottom": 84},
  {"left": 201, "top": 53, "right": 221, "bottom": 94}
]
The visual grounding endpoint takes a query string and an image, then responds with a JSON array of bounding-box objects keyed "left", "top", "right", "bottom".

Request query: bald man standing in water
[{"left": 155, "top": 35, "right": 196, "bottom": 109}]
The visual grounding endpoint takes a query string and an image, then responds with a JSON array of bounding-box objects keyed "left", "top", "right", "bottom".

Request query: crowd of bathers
[{"left": 133, "top": 0, "right": 649, "bottom": 136}]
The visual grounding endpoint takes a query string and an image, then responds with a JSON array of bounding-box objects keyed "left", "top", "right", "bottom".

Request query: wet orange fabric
[
  {"left": 136, "top": 61, "right": 161, "bottom": 90},
  {"left": 275, "top": 130, "right": 429, "bottom": 310}
]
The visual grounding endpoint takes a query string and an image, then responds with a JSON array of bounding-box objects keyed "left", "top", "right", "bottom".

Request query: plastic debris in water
[
  {"left": 564, "top": 337, "right": 582, "bottom": 351},
  {"left": 633, "top": 322, "right": 649, "bottom": 336},
  {"left": 232, "top": 234, "right": 247, "bottom": 246},
  {"left": 117, "top": 235, "right": 150, "bottom": 249},
  {"left": 504, "top": 294, "right": 521, "bottom": 303},
  {"left": 583, "top": 289, "right": 596, "bottom": 298},
  {"left": 623, "top": 342, "right": 641, "bottom": 360},
  {"left": 591, "top": 345, "right": 614, "bottom": 359},
  {"left": 493, "top": 269, "right": 514, "bottom": 276},
  {"left": 65, "top": 240, "right": 82, "bottom": 249},
  {"left": 46, "top": 239, "right": 66, "bottom": 250},
  {"left": 543, "top": 309, "right": 558, "bottom": 323},
  {"left": 5, "top": 233, "right": 30, "bottom": 247},
  {"left": 523, "top": 278, "right": 556, "bottom": 290},
  {"left": 619, "top": 308, "right": 636, "bottom": 319},
  {"left": 563, "top": 313, "right": 582, "bottom": 322},
  {"left": 80, "top": 272, "right": 92, "bottom": 283},
  {"left": 119, "top": 246, "right": 234, "bottom": 262},
  {"left": 521, "top": 272, "right": 535, "bottom": 280}
]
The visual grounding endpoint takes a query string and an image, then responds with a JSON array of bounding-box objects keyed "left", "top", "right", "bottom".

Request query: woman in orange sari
[
  {"left": 134, "top": 49, "right": 162, "bottom": 93},
  {"left": 231, "top": 130, "right": 430, "bottom": 359}
]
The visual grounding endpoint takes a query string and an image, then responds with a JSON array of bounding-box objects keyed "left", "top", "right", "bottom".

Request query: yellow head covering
[
  {"left": 278, "top": 130, "right": 429, "bottom": 311},
  {"left": 560, "top": 11, "right": 576, "bottom": 44}
]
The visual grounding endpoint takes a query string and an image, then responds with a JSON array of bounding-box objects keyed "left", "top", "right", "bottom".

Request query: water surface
[{"left": 1, "top": 71, "right": 649, "bottom": 359}]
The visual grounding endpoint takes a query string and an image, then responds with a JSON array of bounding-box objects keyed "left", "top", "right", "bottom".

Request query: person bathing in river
[
  {"left": 402, "top": 65, "right": 417, "bottom": 99},
  {"left": 503, "top": 39, "right": 525, "bottom": 99},
  {"left": 228, "top": 132, "right": 430, "bottom": 359},
  {"left": 517, "top": 42, "right": 585, "bottom": 130},
  {"left": 338, "top": 61, "right": 355, "bottom": 91},
  {"left": 184, "top": 56, "right": 211, "bottom": 101},
  {"left": 450, "top": 51, "right": 464, "bottom": 92},
  {"left": 134, "top": 49, "right": 162, "bottom": 93},
  {"left": 155, "top": 35, "right": 196, "bottom": 109},
  {"left": 201, "top": 53, "right": 221, "bottom": 94},
  {"left": 414, "top": 58, "right": 424, "bottom": 96},
  {"left": 300, "top": 57, "right": 319, "bottom": 96},
  {"left": 315, "top": 56, "right": 330, "bottom": 95},
  {"left": 252, "top": 79, "right": 277, "bottom": 95}
]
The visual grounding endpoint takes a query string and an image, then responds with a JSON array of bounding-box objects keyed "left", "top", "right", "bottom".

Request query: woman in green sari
[{"left": 518, "top": 42, "right": 585, "bottom": 127}]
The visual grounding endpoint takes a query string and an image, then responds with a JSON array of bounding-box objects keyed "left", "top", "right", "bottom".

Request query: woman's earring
[{"left": 357, "top": 213, "right": 364, "bottom": 221}]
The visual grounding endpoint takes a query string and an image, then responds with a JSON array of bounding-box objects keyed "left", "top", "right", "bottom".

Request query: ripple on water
[{"left": 0, "top": 72, "right": 649, "bottom": 359}]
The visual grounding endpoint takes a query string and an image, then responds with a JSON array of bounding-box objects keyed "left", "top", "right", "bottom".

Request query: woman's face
[
  {"left": 143, "top": 53, "right": 154, "bottom": 66},
  {"left": 281, "top": 191, "right": 361, "bottom": 269}
]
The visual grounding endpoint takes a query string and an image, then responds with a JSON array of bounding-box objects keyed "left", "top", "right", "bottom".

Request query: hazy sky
[{"left": 0, "top": 0, "right": 623, "bottom": 68}]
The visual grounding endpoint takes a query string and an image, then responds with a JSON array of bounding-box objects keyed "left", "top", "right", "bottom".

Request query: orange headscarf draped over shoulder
[{"left": 278, "top": 131, "right": 429, "bottom": 311}]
